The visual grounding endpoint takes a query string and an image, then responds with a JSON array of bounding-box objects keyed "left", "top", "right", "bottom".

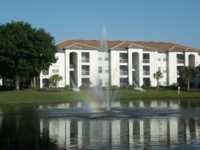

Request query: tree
[
  {"left": 179, "top": 66, "right": 195, "bottom": 91},
  {"left": 0, "top": 21, "right": 57, "bottom": 90},
  {"left": 153, "top": 69, "right": 163, "bottom": 89},
  {"left": 49, "top": 74, "right": 62, "bottom": 88}
]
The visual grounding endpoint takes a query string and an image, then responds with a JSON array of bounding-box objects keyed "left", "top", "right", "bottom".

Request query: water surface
[{"left": 0, "top": 100, "right": 200, "bottom": 150}]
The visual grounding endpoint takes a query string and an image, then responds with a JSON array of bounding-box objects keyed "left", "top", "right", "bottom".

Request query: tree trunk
[
  {"left": 15, "top": 75, "right": 20, "bottom": 90},
  {"left": 31, "top": 77, "right": 37, "bottom": 89},
  {"left": 33, "top": 77, "right": 37, "bottom": 88},
  {"left": 187, "top": 80, "right": 190, "bottom": 91},
  {"left": 157, "top": 79, "right": 159, "bottom": 89}
]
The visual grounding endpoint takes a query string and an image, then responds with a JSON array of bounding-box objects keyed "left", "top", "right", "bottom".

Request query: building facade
[{"left": 40, "top": 40, "right": 200, "bottom": 88}]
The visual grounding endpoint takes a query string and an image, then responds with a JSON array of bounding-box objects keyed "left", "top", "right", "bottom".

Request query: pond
[{"left": 0, "top": 100, "right": 200, "bottom": 150}]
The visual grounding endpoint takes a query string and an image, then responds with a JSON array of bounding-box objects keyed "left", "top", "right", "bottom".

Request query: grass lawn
[{"left": 0, "top": 88, "right": 199, "bottom": 105}]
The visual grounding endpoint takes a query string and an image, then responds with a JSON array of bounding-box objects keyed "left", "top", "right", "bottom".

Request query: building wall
[
  {"left": 111, "top": 50, "right": 120, "bottom": 86},
  {"left": 168, "top": 52, "right": 179, "bottom": 85},
  {"left": 40, "top": 52, "right": 65, "bottom": 88},
  {"left": 40, "top": 48, "right": 200, "bottom": 88}
]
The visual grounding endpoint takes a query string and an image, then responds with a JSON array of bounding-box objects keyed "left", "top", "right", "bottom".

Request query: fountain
[{"left": 99, "top": 25, "right": 112, "bottom": 111}]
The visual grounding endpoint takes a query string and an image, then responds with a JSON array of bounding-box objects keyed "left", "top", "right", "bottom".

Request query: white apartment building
[{"left": 40, "top": 40, "right": 200, "bottom": 88}]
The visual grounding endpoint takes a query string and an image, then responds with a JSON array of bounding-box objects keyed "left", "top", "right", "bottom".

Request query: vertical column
[
  {"left": 184, "top": 52, "right": 188, "bottom": 66},
  {"left": 128, "top": 50, "right": 133, "bottom": 86},
  {"left": 77, "top": 52, "right": 82, "bottom": 87},
  {"left": 168, "top": 52, "right": 177, "bottom": 85},
  {"left": 111, "top": 51, "right": 120, "bottom": 86},
  {"left": 139, "top": 52, "right": 143, "bottom": 87},
  {"left": 65, "top": 50, "right": 70, "bottom": 86}
]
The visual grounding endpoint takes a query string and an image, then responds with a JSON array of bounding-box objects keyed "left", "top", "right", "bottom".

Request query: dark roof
[{"left": 57, "top": 40, "right": 199, "bottom": 52}]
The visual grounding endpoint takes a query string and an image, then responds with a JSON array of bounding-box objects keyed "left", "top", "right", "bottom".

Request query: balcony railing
[
  {"left": 143, "top": 70, "right": 150, "bottom": 76},
  {"left": 81, "top": 58, "right": 90, "bottom": 63},
  {"left": 70, "top": 64, "right": 75, "bottom": 68},
  {"left": 143, "top": 59, "right": 150, "bottom": 63},
  {"left": 177, "top": 59, "right": 184, "bottom": 64},
  {"left": 120, "top": 71, "right": 128, "bottom": 76},
  {"left": 120, "top": 59, "right": 128, "bottom": 63},
  {"left": 82, "top": 70, "right": 90, "bottom": 75}
]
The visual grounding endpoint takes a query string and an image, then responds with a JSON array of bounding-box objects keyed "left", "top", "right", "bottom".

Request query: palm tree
[
  {"left": 179, "top": 66, "right": 195, "bottom": 91},
  {"left": 153, "top": 70, "right": 163, "bottom": 89},
  {"left": 49, "top": 74, "right": 63, "bottom": 88}
]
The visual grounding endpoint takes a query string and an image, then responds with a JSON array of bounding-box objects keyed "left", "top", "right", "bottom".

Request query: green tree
[
  {"left": 179, "top": 66, "right": 195, "bottom": 91},
  {"left": 49, "top": 74, "right": 63, "bottom": 88},
  {"left": 153, "top": 69, "right": 163, "bottom": 89},
  {"left": 0, "top": 21, "right": 57, "bottom": 90}
]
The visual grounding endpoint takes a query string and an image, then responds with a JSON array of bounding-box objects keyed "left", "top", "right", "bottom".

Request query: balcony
[
  {"left": 81, "top": 65, "right": 90, "bottom": 76},
  {"left": 177, "top": 54, "right": 185, "bottom": 64},
  {"left": 82, "top": 70, "right": 90, "bottom": 76},
  {"left": 81, "top": 52, "right": 90, "bottom": 63},
  {"left": 143, "top": 70, "right": 150, "bottom": 76},
  {"left": 177, "top": 59, "right": 184, "bottom": 64},
  {"left": 120, "top": 65, "right": 128, "bottom": 76},
  {"left": 120, "top": 59, "right": 128, "bottom": 63},
  {"left": 143, "top": 66, "right": 150, "bottom": 76},
  {"left": 143, "top": 59, "right": 150, "bottom": 63},
  {"left": 143, "top": 53, "right": 150, "bottom": 63},
  {"left": 120, "top": 53, "right": 128, "bottom": 64},
  {"left": 70, "top": 64, "right": 75, "bottom": 68},
  {"left": 120, "top": 71, "right": 128, "bottom": 76},
  {"left": 81, "top": 58, "right": 90, "bottom": 63}
]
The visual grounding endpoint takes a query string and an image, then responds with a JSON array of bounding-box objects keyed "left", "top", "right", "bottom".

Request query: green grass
[
  {"left": 116, "top": 89, "right": 200, "bottom": 101},
  {"left": 0, "top": 88, "right": 199, "bottom": 105}
]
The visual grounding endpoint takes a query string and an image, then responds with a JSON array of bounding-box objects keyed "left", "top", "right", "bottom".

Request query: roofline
[{"left": 56, "top": 39, "right": 200, "bottom": 52}]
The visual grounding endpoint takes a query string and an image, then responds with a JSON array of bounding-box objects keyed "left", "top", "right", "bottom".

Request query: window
[
  {"left": 98, "top": 79, "right": 103, "bottom": 86},
  {"left": 81, "top": 52, "right": 90, "bottom": 63},
  {"left": 82, "top": 78, "right": 90, "bottom": 87},
  {"left": 143, "top": 53, "right": 150, "bottom": 63},
  {"left": 42, "top": 70, "right": 49, "bottom": 75},
  {"left": 120, "top": 53, "right": 128, "bottom": 63},
  {"left": 143, "top": 66, "right": 150, "bottom": 75},
  {"left": 143, "top": 78, "right": 150, "bottom": 87},
  {"left": 52, "top": 69, "right": 59, "bottom": 74},
  {"left": 120, "top": 66, "right": 128, "bottom": 76},
  {"left": 177, "top": 54, "right": 184, "bottom": 64},
  {"left": 120, "top": 78, "right": 129, "bottom": 87},
  {"left": 177, "top": 66, "right": 184, "bottom": 75},
  {"left": 98, "top": 67, "right": 102, "bottom": 73},
  {"left": 81, "top": 65, "right": 90, "bottom": 75}
]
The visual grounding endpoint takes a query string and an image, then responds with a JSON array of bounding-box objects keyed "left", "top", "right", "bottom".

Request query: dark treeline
[{"left": 0, "top": 21, "right": 57, "bottom": 90}]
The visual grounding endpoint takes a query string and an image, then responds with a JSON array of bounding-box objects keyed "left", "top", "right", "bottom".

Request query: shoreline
[{"left": 0, "top": 89, "right": 199, "bottom": 105}]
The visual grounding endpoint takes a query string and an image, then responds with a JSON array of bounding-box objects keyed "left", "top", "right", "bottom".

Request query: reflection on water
[
  {"left": 39, "top": 100, "right": 181, "bottom": 110},
  {"left": 41, "top": 117, "right": 200, "bottom": 150},
  {"left": 0, "top": 100, "right": 200, "bottom": 149}
]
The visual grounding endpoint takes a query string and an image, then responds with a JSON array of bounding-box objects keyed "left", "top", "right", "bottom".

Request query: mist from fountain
[{"left": 82, "top": 26, "right": 113, "bottom": 112}]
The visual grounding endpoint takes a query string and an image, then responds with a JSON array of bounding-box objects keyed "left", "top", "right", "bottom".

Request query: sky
[{"left": 0, "top": 0, "right": 200, "bottom": 48}]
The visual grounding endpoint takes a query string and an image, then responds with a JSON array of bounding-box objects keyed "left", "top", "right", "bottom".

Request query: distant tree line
[
  {"left": 178, "top": 65, "right": 200, "bottom": 91},
  {"left": 153, "top": 65, "right": 200, "bottom": 91},
  {"left": 0, "top": 21, "right": 57, "bottom": 90}
]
